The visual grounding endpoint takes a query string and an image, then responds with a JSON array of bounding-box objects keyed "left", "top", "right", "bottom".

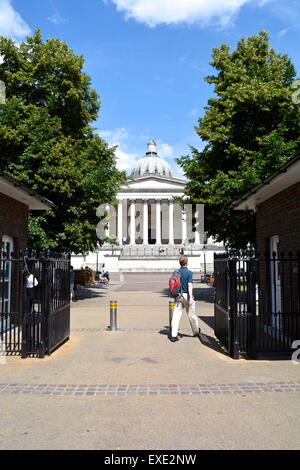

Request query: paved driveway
[{"left": 0, "top": 274, "right": 299, "bottom": 450}]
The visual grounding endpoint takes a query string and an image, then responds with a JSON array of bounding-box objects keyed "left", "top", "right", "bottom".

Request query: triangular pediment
[{"left": 120, "top": 175, "right": 186, "bottom": 192}]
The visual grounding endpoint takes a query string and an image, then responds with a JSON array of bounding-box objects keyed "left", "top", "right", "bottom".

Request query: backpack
[{"left": 169, "top": 270, "right": 182, "bottom": 298}]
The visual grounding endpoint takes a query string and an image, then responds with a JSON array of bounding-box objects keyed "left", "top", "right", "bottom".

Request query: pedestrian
[
  {"left": 70, "top": 265, "right": 75, "bottom": 302},
  {"left": 170, "top": 255, "right": 200, "bottom": 342},
  {"left": 101, "top": 271, "right": 110, "bottom": 284}
]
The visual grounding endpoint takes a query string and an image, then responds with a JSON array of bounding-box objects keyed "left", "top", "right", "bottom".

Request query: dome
[{"left": 131, "top": 139, "right": 173, "bottom": 179}]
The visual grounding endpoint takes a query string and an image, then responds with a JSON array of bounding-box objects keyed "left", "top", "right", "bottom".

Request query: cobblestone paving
[{"left": 0, "top": 382, "right": 299, "bottom": 396}]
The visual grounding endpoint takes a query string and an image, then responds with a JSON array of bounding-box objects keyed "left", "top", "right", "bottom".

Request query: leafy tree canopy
[
  {"left": 0, "top": 30, "right": 126, "bottom": 254},
  {"left": 178, "top": 31, "right": 300, "bottom": 248}
]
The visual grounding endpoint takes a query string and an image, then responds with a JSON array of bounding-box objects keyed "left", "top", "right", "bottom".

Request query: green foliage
[
  {"left": 178, "top": 31, "right": 300, "bottom": 248},
  {"left": 0, "top": 30, "right": 126, "bottom": 254}
]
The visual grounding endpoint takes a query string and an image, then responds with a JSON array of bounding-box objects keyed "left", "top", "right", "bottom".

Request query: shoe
[
  {"left": 170, "top": 336, "right": 179, "bottom": 342},
  {"left": 194, "top": 328, "right": 201, "bottom": 338}
]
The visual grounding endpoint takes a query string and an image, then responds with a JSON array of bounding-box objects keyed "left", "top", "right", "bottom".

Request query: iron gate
[
  {"left": 0, "top": 250, "right": 70, "bottom": 358},
  {"left": 214, "top": 252, "right": 300, "bottom": 359}
]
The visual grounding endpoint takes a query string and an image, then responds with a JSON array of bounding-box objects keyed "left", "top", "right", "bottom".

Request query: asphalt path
[{"left": 111, "top": 272, "right": 205, "bottom": 293}]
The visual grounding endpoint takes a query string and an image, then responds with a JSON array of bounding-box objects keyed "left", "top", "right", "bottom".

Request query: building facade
[
  {"left": 0, "top": 172, "right": 55, "bottom": 318},
  {"left": 232, "top": 155, "right": 300, "bottom": 257},
  {"left": 0, "top": 172, "right": 55, "bottom": 255},
  {"left": 72, "top": 140, "right": 223, "bottom": 272}
]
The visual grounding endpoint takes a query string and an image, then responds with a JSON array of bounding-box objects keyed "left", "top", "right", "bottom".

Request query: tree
[
  {"left": 0, "top": 30, "right": 126, "bottom": 253},
  {"left": 178, "top": 31, "right": 300, "bottom": 248}
]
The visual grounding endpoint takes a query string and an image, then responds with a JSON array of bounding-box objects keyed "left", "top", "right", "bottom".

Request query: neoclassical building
[
  {"left": 72, "top": 139, "right": 223, "bottom": 272},
  {"left": 107, "top": 139, "right": 203, "bottom": 246}
]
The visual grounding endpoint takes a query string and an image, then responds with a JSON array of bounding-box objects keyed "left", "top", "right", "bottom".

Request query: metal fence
[
  {"left": 0, "top": 250, "right": 70, "bottom": 358},
  {"left": 214, "top": 251, "right": 300, "bottom": 359}
]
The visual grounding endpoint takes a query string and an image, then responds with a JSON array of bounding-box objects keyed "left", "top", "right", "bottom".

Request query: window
[{"left": 1, "top": 236, "right": 14, "bottom": 314}]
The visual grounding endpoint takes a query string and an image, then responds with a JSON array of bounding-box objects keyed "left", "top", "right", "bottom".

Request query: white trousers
[{"left": 171, "top": 293, "right": 199, "bottom": 338}]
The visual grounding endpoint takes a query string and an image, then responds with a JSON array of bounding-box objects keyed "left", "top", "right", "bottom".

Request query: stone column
[
  {"left": 130, "top": 199, "right": 136, "bottom": 245},
  {"left": 181, "top": 207, "right": 187, "bottom": 244},
  {"left": 105, "top": 203, "right": 110, "bottom": 239},
  {"left": 117, "top": 199, "right": 123, "bottom": 243},
  {"left": 194, "top": 229, "right": 200, "bottom": 245},
  {"left": 168, "top": 199, "right": 174, "bottom": 245},
  {"left": 156, "top": 199, "right": 161, "bottom": 245},
  {"left": 193, "top": 207, "right": 200, "bottom": 245},
  {"left": 143, "top": 199, "right": 148, "bottom": 245}
]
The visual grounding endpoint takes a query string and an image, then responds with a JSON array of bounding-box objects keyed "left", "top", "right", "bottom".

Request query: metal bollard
[
  {"left": 109, "top": 300, "right": 118, "bottom": 331},
  {"left": 169, "top": 301, "right": 175, "bottom": 337}
]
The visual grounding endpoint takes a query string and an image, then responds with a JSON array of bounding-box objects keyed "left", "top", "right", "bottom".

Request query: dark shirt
[
  {"left": 70, "top": 271, "right": 75, "bottom": 285},
  {"left": 178, "top": 267, "right": 193, "bottom": 294}
]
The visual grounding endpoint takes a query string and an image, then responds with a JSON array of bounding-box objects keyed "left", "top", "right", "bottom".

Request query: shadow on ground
[
  {"left": 198, "top": 332, "right": 230, "bottom": 357},
  {"left": 74, "top": 284, "right": 108, "bottom": 301},
  {"left": 159, "top": 287, "right": 214, "bottom": 303},
  {"left": 158, "top": 324, "right": 229, "bottom": 358},
  {"left": 199, "top": 315, "right": 215, "bottom": 330}
]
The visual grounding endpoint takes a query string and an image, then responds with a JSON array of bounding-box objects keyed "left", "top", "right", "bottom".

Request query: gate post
[
  {"left": 39, "top": 252, "right": 48, "bottom": 359},
  {"left": 248, "top": 258, "right": 257, "bottom": 359},
  {"left": 228, "top": 258, "right": 239, "bottom": 359},
  {"left": 21, "top": 264, "right": 28, "bottom": 359}
]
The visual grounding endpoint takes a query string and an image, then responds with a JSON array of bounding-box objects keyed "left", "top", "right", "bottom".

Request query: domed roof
[{"left": 131, "top": 139, "right": 173, "bottom": 179}]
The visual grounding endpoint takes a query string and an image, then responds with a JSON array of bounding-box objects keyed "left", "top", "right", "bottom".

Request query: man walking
[{"left": 170, "top": 256, "right": 200, "bottom": 342}]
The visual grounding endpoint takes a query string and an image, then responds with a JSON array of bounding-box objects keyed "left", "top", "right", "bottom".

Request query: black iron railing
[
  {"left": 0, "top": 250, "right": 70, "bottom": 358},
  {"left": 214, "top": 251, "right": 300, "bottom": 359}
]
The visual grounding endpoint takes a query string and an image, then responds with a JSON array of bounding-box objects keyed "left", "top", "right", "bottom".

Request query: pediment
[{"left": 119, "top": 175, "right": 186, "bottom": 192}]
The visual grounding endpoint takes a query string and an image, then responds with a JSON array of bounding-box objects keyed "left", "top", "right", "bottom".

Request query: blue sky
[{"left": 1, "top": 0, "right": 300, "bottom": 178}]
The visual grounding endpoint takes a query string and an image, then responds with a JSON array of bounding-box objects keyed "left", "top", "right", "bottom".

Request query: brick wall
[
  {"left": 256, "top": 181, "right": 300, "bottom": 256},
  {"left": 0, "top": 192, "right": 29, "bottom": 252}
]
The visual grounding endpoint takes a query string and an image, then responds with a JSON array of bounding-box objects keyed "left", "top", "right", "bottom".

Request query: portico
[
  {"left": 107, "top": 139, "right": 202, "bottom": 246},
  {"left": 71, "top": 139, "right": 223, "bottom": 272},
  {"left": 114, "top": 194, "right": 192, "bottom": 246}
]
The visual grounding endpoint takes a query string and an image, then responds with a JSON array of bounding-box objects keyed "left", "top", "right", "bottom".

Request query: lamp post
[
  {"left": 202, "top": 233, "right": 207, "bottom": 275},
  {"left": 203, "top": 244, "right": 206, "bottom": 275},
  {"left": 94, "top": 246, "right": 100, "bottom": 274}
]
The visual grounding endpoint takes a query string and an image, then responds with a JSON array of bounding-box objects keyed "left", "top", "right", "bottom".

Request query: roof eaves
[
  {"left": 231, "top": 155, "right": 300, "bottom": 210},
  {"left": 0, "top": 171, "right": 57, "bottom": 209}
]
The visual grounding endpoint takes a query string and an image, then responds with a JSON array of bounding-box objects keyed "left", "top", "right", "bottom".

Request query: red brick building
[
  {"left": 0, "top": 171, "right": 55, "bottom": 254},
  {"left": 232, "top": 155, "right": 300, "bottom": 327},
  {"left": 1, "top": 173, "right": 55, "bottom": 317},
  {"left": 232, "top": 155, "right": 300, "bottom": 256}
]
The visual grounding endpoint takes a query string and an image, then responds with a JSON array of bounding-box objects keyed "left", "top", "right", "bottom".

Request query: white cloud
[
  {"left": 158, "top": 142, "right": 174, "bottom": 159},
  {"left": 99, "top": 126, "right": 129, "bottom": 143},
  {"left": 114, "top": 147, "right": 139, "bottom": 172},
  {"left": 48, "top": 9, "right": 67, "bottom": 25},
  {"left": 156, "top": 140, "right": 186, "bottom": 179},
  {"left": 99, "top": 127, "right": 139, "bottom": 172},
  {"left": 278, "top": 28, "right": 289, "bottom": 38},
  {"left": 0, "top": 0, "right": 31, "bottom": 40},
  {"left": 98, "top": 128, "right": 184, "bottom": 177},
  {"left": 188, "top": 109, "right": 199, "bottom": 118},
  {"left": 107, "top": 0, "right": 256, "bottom": 28}
]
